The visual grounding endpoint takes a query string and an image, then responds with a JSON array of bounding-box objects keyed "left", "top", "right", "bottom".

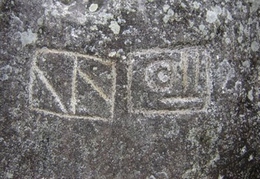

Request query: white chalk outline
[
  {"left": 29, "top": 48, "right": 116, "bottom": 121},
  {"left": 127, "top": 47, "right": 211, "bottom": 115}
]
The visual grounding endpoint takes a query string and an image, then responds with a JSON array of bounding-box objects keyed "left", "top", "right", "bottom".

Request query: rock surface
[{"left": 0, "top": 0, "right": 259, "bottom": 178}]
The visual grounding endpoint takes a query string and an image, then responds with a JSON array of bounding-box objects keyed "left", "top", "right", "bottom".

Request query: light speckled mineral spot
[
  {"left": 89, "top": 3, "right": 98, "bottom": 12},
  {"left": 109, "top": 21, "right": 121, "bottom": 35},
  {"left": 20, "top": 29, "right": 38, "bottom": 47}
]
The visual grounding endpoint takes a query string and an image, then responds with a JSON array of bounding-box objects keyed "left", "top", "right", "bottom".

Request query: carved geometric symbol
[
  {"left": 29, "top": 49, "right": 116, "bottom": 121},
  {"left": 127, "top": 47, "right": 211, "bottom": 115}
]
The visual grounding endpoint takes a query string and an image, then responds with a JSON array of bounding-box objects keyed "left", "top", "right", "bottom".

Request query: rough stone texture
[{"left": 0, "top": 0, "right": 259, "bottom": 178}]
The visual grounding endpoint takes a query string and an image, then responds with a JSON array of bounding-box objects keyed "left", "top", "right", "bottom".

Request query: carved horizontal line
[
  {"left": 127, "top": 46, "right": 205, "bottom": 56},
  {"left": 132, "top": 109, "right": 207, "bottom": 115},
  {"left": 160, "top": 97, "right": 204, "bottom": 105},
  {"left": 30, "top": 107, "right": 109, "bottom": 121},
  {"left": 35, "top": 48, "right": 113, "bottom": 66}
]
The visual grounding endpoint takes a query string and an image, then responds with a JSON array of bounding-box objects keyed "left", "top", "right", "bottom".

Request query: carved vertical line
[
  {"left": 29, "top": 54, "right": 37, "bottom": 107},
  {"left": 127, "top": 58, "right": 134, "bottom": 114},
  {"left": 110, "top": 62, "right": 117, "bottom": 120},
  {"left": 170, "top": 60, "right": 175, "bottom": 90},
  {"left": 205, "top": 51, "right": 211, "bottom": 110},
  {"left": 181, "top": 51, "right": 188, "bottom": 95},
  {"left": 195, "top": 50, "right": 200, "bottom": 94},
  {"left": 70, "top": 57, "right": 78, "bottom": 114}
]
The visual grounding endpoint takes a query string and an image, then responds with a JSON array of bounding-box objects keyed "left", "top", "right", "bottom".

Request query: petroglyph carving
[
  {"left": 29, "top": 49, "right": 116, "bottom": 121},
  {"left": 145, "top": 60, "right": 173, "bottom": 93},
  {"left": 127, "top": 47, "right": 211, "bottom": 115}
]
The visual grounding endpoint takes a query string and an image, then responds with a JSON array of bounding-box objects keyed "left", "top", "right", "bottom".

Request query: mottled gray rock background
[{"left": 0, "top": 0, "right": 259, "bottom": 178}]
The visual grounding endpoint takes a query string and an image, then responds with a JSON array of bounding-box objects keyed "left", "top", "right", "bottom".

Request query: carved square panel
[
  {"left": 127, "top": 47, "right": 211, "bottom": 115},
  {"left": 29, "top": 49, "right": 116, "bottom": 121}
]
